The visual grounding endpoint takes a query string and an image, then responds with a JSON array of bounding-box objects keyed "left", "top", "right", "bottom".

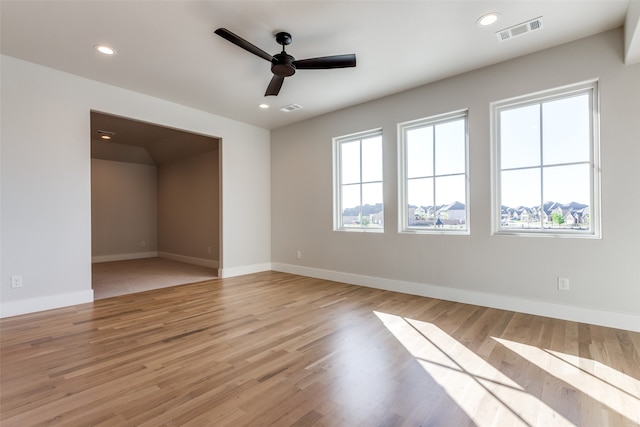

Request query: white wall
[
  {"left": 271, "top": 29, "right": 640, "bottom": 331},
  {"left": 0, "top": 54, "right": 271, "bottom": 316},
  {"left": 91, "top": 159, "right": 158, "bottom": 260}
]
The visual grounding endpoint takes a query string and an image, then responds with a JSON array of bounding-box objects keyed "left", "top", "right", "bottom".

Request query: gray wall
[
  {"left": 271, "top": 29, "right": 640, "bottom": 328},
  {"left": 91, "top": 148, "right": 219, "bottom": 265},
  {"left": 91, "top": 159, "right": 158, "bottom": 258},
  {"left": 158, "top": 150, "right": 219, "bottom": 262}
]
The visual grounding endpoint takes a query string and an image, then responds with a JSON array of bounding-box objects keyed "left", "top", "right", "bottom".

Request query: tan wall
[
  {"left": 158, "top": 150, "right": 219, "bottom": 262},
  {"left": 91, "top": 159, "right": 158, "bottom": 257}
]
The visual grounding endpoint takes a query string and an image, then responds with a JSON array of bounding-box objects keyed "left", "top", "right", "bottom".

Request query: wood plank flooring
[{"left": 1, "top": 271, "right": 639, "bottom": 426}]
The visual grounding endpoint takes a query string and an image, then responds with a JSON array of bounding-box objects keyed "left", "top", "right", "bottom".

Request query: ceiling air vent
[
  {"left": 496, "top": 16, "right": 543, "bottom": 42},
  {"left": 280, "top": 103, "right": 303, "bottom": 113}
]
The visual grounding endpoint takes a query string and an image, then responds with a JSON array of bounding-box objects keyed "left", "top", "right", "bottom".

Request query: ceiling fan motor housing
[{"left": 272, "top": 53, "right": 296, "bottom": 77}]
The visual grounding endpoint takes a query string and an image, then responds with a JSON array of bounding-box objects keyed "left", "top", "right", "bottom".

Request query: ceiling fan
[{"left": 214, "top": 28, "right": 356, "bottom": 96}]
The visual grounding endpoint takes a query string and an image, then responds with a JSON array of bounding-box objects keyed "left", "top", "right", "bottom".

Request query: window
[
  {"left": 492, "top": 80, "right": 600, "bottom": 237},
  {"left": 398, "top": 110, "right": 469, "bottom": 233},
  {"left": 333, "top": 129, "right": 383, "bottom": 231}
]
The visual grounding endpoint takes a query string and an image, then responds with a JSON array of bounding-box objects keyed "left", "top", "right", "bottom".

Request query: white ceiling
[{"left": 1, "top": 1, "right": 638, "bottom": 130}]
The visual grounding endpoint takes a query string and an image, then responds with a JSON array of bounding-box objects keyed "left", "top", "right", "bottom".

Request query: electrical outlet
[
  {"left": 11, "top": 275, "right": 23, "bottom": 288},
  {"left": 207, "top": 246, "right": 212, "bottom": 253},
  {"left": 296, "top": 250, "right": 302, "bottom": 259},
  {"left": 557, "top": 277, "right": 570, "bottom": 291},
  {"left": 140, "top": 240, "right": 146, "bottom": 247}
]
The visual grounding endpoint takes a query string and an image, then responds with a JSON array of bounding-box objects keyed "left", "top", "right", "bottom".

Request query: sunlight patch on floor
[
  {"left": 374, "top": 311, "right": 574, "bottom": 427},
  {"left": 546, "top": 348, "right": 640, "bottom": 398},
  {"left": 494, "top": 337, "right": 640, "bottom": 425}
]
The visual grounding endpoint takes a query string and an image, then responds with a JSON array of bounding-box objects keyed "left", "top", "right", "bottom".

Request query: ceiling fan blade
[
  {"left": 293, "top": 54, "right": 356, "bottom": 69},
  {"left": 265, "top": 75, "right": 285, "bottom": 96},
  {"left": 214, "top": 28, "right": 273, "bottom": 62}
]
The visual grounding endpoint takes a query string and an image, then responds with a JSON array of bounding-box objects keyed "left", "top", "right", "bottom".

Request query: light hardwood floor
[{"left": 1, "top": 271, "right": 639, "bottom": 426}]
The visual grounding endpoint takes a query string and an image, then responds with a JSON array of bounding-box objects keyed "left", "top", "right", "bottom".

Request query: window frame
[
  {"left": 490, "top": 80, "right": 601, "bottom": 238},
  {"left": 398, "top": 109, "right": 470, "bottom": 235},
  {"left": 333, "top": 128, "right": 384, "bottom": 233}
]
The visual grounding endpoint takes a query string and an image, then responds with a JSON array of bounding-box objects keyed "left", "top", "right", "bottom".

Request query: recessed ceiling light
[
  {"left": 94, "top": 44, "right": 116, "bottom": 55},
  {"left": 478, "top": 12, "right": 500, "bottom": 27},
  {"left": 97, "top": 130, "right": 115, "bottom": 140},
  {"left": 259, "top": 103, "right": 270, "bottom": 109}
]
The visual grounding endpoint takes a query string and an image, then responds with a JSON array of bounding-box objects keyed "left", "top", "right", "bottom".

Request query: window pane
[
  {"left": 501, "top": 104, "right": 540, "bottom": 169},
  {"left": 407, "top": 177, "right": 433, "bottom": 208},
  {"left": 362, "top": 182, "right": 382, "bottom": 206},
  {"left": 362, "top": 182, "right": 383, "bottom": 228},
  {"left": 407, "top": 178, "right": 434, "bottom": 227},
  {"left": 435, "top": 175, "right": 466, "bottom": 228},
  {"left": 435, "top": 175, "right": 465, "bottom": 207},
  {"left": 543, "top": 164, "right": 590, "bottom": 206},
  {"left": 341, "top": 183, "right": 360, "bottom": 227},
  {"left": 543, "top": 165, "right": 591, "bottom": 230},
  {"left": 406, "top": 126, "right": 433, "bottom": 178},
  {"left": 341, "top": 141, "right": 360, "bottom": 184},
  {"left": 543, "top": 94, "right": 590, "bottom": 165},
  {"left": 501, "top": 168, "right": 541, "bottom": 209},
  {"left": 501, "top": 168, "right": 542, "bottom": 230},
  {"left": 361, "top": 135, "right": 382, "bottom": 182},
  {"left": 435, "top": 119, "right": 466, "bottom": 175}
]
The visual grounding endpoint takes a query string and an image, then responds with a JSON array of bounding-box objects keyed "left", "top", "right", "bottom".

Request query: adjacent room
[
  {"left": 90, "top": 112, "right": 220, "bottom": 299},
  {"left": 1, "top": 1, "right": 639, "bottom": 426}
]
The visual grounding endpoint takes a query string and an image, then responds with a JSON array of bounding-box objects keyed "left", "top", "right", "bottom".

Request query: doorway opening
[{"left": 90, "top": 111, "right": 221, "bottom": 299}]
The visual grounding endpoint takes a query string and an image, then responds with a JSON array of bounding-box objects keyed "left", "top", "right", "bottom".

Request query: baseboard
[
  {"left": 0, "top": 289, "right": 94, "bottom": 318},
  {"left": 157, "top": 252, "right": 219, "bottom": 269},
  {"left": 271, "top": 263, "right": 640, "bottom": 333},
  {"left": 6, "top": 262, "right": 635, "bottom": 331},
  {"left": 92, "top": 252, "right": 158, "bottom": 263},
  {"left": 219, "top": 262, "right": 272, "bottom": 278}
]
